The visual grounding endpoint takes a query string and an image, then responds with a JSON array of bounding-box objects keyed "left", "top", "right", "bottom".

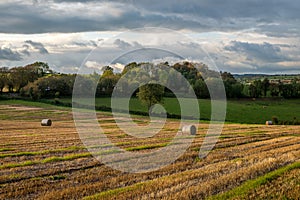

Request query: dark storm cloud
[
  {"left": 70, "top": 40, "right": 99, "bottom": 48},
  {"left": 224, "top": 41, "right": 288, "bottom": 63},
  {"left": 52, "top": 0, "right": 96, "bottom": 2},
  {"left": 51, "top": 0, "right": 300, "bottom": 19},
  {"left": 113, "top": 39, "right": 131, "bottom": 49},
  {"left": 0, "top": 3, "right": 114, "bottom": 34},
  {"left": 52, "top": 0, "right": 300, "bottom": 23},
  {"left": 25, "top": 40, "right": 49, "bottom": 54},
  {"left": 1, "top": 0, "right": 299, "bottom": 74},
  {"left": 2, "top": 6, "right": 204, "bottom": 34},
  {"left": 0, "top": 0, "right": 299, "bottom": 35},
  {"left": 0, "top": 47, "right": 22, "bottom": 61},
  {"left": 113, "top": 39, "right": 143, "bottom": 49}
]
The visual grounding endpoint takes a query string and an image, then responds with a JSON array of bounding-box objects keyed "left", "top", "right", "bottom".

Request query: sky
[{"left": 0, "top": 0, "right": 300, "bottom": 74}]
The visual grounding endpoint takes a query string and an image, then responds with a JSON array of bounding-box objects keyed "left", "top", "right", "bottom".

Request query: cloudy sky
[{"left": 0, "top": 0, "right": 300, "bottom": 74}]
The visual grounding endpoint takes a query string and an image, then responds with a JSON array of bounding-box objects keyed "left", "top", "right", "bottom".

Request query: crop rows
[{"left": 0, "top": 104, "right": 299, "bottom": 199}]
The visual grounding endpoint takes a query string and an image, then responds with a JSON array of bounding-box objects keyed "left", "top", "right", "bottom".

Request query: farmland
[
  {"left": 0, "top": 100, "right": 300, "bottom": 199},
  {"left": 59, "top": 97, "right": 300, "bottom": 124}
]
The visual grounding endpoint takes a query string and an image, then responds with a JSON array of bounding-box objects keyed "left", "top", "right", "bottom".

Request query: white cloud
[
  {"left": 84, "top": 61, "right": 124, "bottom": 74},
  {"left": 85, "top": 60, "right": 102, "bottom": 69},
  {"left": 110, "top": 63, "right": 125, "bottom": 73}
]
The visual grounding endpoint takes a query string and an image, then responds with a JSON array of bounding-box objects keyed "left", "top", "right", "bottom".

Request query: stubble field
[{"left": 0, "top": 101, "right": 299, "bottom": 199}]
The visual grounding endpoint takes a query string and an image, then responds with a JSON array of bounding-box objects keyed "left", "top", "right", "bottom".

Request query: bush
[
  {"left": 272, "top": 116, "right": 279, "bottom": 125},
  {"left": 55, "top": 92, "right": 60, "bottom": 98}
]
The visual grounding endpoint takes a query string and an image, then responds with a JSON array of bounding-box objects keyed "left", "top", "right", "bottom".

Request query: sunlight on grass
[{"left": 208, "top": 161, "right": 300, "bottom": 200}]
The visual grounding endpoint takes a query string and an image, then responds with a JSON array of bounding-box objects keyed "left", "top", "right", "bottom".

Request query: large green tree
[
  {"left": 96, "top": 67, "right": 120, "bottom": 96},
  {"left": 137, "top": 84, "right": 164, "bottom": 111}
]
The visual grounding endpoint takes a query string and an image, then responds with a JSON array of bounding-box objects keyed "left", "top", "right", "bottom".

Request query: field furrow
[{"left": 0, "top": 104, "right": 299, "bottom": 199}]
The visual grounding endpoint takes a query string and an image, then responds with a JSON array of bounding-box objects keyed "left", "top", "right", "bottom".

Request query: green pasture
[{"left": 57, "top": 97, "right": 300, "bottom": 124}]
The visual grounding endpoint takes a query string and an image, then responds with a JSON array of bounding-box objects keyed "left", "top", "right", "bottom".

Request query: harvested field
[
  {"left": 0, "top": 103, "right": 299, "bottom": 199},
  {"left": 245, "top": 167, "right": 300, "bottom": 199}
]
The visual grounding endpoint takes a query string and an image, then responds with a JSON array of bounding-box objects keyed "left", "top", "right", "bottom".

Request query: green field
[{"left": 58, "top": 97, "right": 300, "bottom": 124}]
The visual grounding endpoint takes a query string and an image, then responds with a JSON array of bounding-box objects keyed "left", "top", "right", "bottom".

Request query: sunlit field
[{"left": 0, "top": 100, "right": 299, "bottom": 199}]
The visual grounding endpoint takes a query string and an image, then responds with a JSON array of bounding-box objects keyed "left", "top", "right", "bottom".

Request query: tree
[
  {"left": 101, "top": 66, "right": 114, "bottom": 77},
  {"left": 96, "top": 67, "right": 120, "bottom": 97},
  {"left": 121, "top": 62, "right": 137, "bottom": 75},
  {"left": 269, "top": 83, "right": 279, "bottom": 97},
  {"left": 205, "top": 77, "right": 225, "bottom": 99},
  {"left": 0, "top": 76, "right": 5, "bottom": 93},
  {"left": 173, "top": 62, "right": 199, "bottom": 85},
  {"left": 220, "top": 71, "right": 244, "bottom": 98},
  {"left": 248, "top": 80, "right": 262, "bottom": 98},
  {"left": 3, "top": 62, "right": 53, "bottom": 93},
  {"left": 23, "top": 62, "right": 52, "bottom": 82},
  {"left": 9, "top": 67, "right": 29, "bottom": 92},
  {"left": 280, "top": 84, "right": 293, "bottom": 99},
  {"left": 24, "top": 82, "right": 40, "bottom": 100},
  {"left": 6, "top": 74, "right": 14, "bottom": 93},
  {"left": 21, "top": 75, "right": 76, "bottom": 99},
  {"left": 72, "top": 75, "right": 95, "bottom": 97},
  {"left": 0, "top": 69, "right": 8, "bottom": 93},
  {"left": 291, "top": 79, "right": 300, "bottom": 98},
  {"left": 137, "top": 84, "right": 164, "bottom": 111},
  {"left": 231, "top": 83, "right": 244, "bottom": 98},
  {"left": 221, "top": 71, "right": 236, "bottom": 84},
  {"left": 97, "top": 76, "right": 119, "bottom": 96},
  {"left": 262, "top": 78, "right": 270, "bottom": 97},
  {"left": 193, "top": 79, "right": 209, "bottom": 98}
]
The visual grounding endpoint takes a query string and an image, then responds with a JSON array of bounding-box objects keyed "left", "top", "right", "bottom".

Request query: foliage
[
  {"left": 21, "top": 75, "right": 75, "bottom": 99},
  {"left": 137, "top": 84, "right": 164, "bottom": 111},
  {"left": 272, "top": 116, "right": 279, "bottom": 125},
  {"left": 1, "top": 61, "right": 300, "bottom": 101},
  {"left": 96, "top": 73, "right": 119, "bottom": 97},
  {"left": 0, "top": 71, "right": 7, "bottom": 93},
  {"left": 248, "top": 80, "right": 262, "bottom": 98},
  {"left": 193, "top": 79, "right": 209, "bottom": 98},
  {"left": 262, "top": 78, "right": 270, "bottom": 97},
  {"left": 1, "top": 64, "right": 35, "bottom": 92},
  {"left": 0, "top": 62, "right": 52, "bottom": 93}
]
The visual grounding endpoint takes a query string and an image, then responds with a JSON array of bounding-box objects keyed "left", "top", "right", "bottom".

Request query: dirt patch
[{"left": 0, "top": 105, "right": 43, "bottom": 111}]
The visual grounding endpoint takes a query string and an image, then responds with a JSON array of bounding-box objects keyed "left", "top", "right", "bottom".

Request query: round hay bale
[
  {"left": 182, "top": 125, "right": 197, "bottom": 135},
  {"left": 266, "top": 121, "right": 273, "bottom": 125},
  {"left": 41, "top": 119, "right": 52, "bottom": 126}
]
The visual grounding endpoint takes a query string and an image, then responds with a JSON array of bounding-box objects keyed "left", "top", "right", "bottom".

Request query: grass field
[
  {"left": 59, "top": 97, "right": 300, "bottom": 124},
  {"left": 0, "top": 100, "right": 300, "bottom": 199}
]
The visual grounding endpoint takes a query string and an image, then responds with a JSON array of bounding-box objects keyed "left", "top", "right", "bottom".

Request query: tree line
[
  {"left": 0, "top": 62, "right": 53, "bottom": 93},
  {"left": 247, "top": 78, "right": 300, "bottom": 99},
  {"left": 0, "top": 61, "right": 300, "bottom": 102}
]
